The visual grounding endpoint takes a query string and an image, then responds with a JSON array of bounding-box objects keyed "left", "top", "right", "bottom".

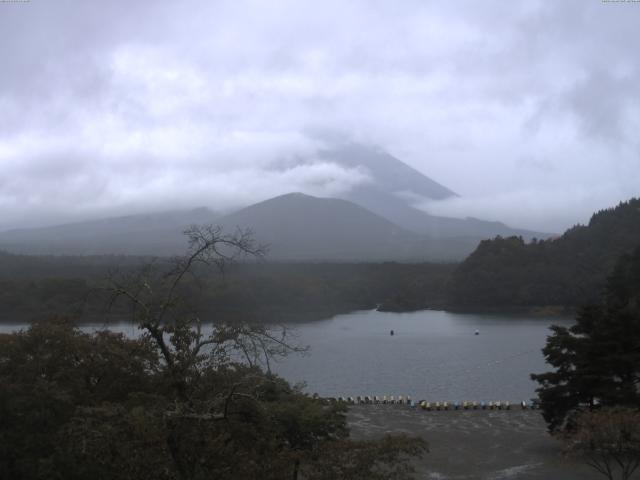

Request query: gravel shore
[{"left": 347, "top": 405, "right": 603, "bottom": 480}]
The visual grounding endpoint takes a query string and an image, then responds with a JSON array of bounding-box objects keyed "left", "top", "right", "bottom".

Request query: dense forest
[
  {"left": 0, "top": 251, "right": 454, "bottom": 324},
  {"left": 446, "top": 198, "right": 640, "bottom": 310}
]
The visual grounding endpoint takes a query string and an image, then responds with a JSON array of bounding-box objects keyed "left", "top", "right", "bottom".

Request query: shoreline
[
  {"left": 0, "top": 305, "right": 576, "bottom": 327},
  {"left": 439, "top": 305, "right": 575, "bottom": 317},
  {"left": 347, "top": 405, "right": 600, "bottom": 480}
]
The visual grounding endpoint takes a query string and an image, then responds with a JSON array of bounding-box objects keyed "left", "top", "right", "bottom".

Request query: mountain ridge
[
  {"left": 214, "top": 192, "right": 426, "bottom": 261},
  {"left": 316, "top": 144, "right": 549, "bottom": 239},
  {"left": 0, "top": 193, "right": 483, "bottom": 260},
  {"left": 0, "top": 144, "right": 551, "bottom": 259},
  {"left": 0, "top": 207, "right": 218, "bottom": 255}
]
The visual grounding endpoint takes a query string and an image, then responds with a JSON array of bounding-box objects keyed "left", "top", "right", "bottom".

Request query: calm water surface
[
  {"left": 270, "top": 309, "right": 572, "bottom": 402},
  {"left": 1, "top": 309, "right": 573, "bottom": 402}
]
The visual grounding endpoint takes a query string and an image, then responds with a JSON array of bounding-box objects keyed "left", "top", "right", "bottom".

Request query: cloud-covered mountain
[
  {"left": 1, "top": 2, "right": 638, "bottom": 234},
  {"left": 318, "top": 143, "right": 456, "bottom": 200},
  {"left": 0, "top": 144, "right": 549, "bottom": 260},
  {"left": 0, "top": 194, "right": 482, "bottom": 260},
  {"left": 314, "top": 144, "right": 549, "bottom": 239}
]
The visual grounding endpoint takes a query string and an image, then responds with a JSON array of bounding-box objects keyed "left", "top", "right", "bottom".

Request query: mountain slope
[
  {"left": 317, "top": 144, "right": 549, "bottom": 239},
  {"left": 216, "top": 192, "right": 429, "bottom": 260},
  {"left": 318, "top": 143, "right": 456, "bottom": 200},
  {"left": 447, "top": 198, "right": 640, "bottom": 309},
  {"left": 342, "top": 182, "right": 544, "bottom": 238},
  {"left": 0, "top": 194, "right": 480, "bottom": 260},
  {"left": 0, "top": 208, "right": 218, "bottom": 255}
]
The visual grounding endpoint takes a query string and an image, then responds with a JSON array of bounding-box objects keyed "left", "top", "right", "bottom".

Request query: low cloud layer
[
  {"left": 0, "top": 0, "right": 639, "bottom": 231},
  {"left": 420, "top": 182, "right": 640, "bottom": 235}
]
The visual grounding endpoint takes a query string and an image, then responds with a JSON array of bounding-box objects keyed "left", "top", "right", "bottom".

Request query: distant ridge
[
  {"left": 0, "top": 208, "right": 218, "bottom": 255},
  {"left": 0, "top": 194, "right": 481, "bottom": 260},
  {"left": 0, "top": 143, "right": 551, "bottom": 259},
  {"left": 316, "top": 144, "right": 549, "bottom": 239},
  {"left": 215, "top": 192, "right": 428, "bottom": 260}
]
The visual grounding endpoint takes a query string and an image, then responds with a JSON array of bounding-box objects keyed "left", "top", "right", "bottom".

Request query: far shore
[
  {"left": 436, "top": 305, "right": 575, "bottom": 317},
  {"left": 0, "top": 305, "right": 576, "bottom": 327}
]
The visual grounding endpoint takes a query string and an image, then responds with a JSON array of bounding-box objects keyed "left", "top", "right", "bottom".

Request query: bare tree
[
  {"left": 103, "top": 224, "right": 304, "bottom": 397},
  {"left": 563, "top": 407, "right": 640, "bottom": 480}
]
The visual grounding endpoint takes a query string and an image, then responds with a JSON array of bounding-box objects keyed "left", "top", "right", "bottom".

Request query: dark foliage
[
  {"left": 0, "top": 254, "right": 454, "bottom": 323},
  {"left": 0, "top": 319, "right": 358, "bottom": 479},
  {"left": 563, "top": 407, "right": 640, "bottom": 480},
  {"left": 448, "top": 198, "right": 640, "bottom": 309},
  {"left": 0, "top": 351, "right": 425, "bottom": 480},
  {"left": 531, "top": 246, "right": 640, "bottom": 432}
]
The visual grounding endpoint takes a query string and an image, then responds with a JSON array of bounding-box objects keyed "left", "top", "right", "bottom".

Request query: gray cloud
[{"left": 0, "top": 0, "right": 639, "bottom": 231}]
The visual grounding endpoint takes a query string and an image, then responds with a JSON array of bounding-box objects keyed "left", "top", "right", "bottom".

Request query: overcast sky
[{"left": 1, "top": 0, "right": 639, "bottom": 232}]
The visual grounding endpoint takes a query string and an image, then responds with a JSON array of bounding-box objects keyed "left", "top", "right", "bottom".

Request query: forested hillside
[
  {"left": 0, "top": 252, "right": 453, "bottom": 323},
  {"left": 447, "top": 198, "right": 640, "bottom": 309}
]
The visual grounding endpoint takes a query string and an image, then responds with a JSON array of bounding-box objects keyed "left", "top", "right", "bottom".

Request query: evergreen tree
[{"left": 531, "top": 246, "right": 640, "bottom": 432}]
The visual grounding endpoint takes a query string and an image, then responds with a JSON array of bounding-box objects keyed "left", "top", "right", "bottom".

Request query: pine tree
[{"left": 531, "top": 246, "right": 640, "bottom": 432}]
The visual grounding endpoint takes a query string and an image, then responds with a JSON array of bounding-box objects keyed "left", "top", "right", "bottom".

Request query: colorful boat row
[{"left": 325, "top": 396, "right": 539, "bottom": 410}]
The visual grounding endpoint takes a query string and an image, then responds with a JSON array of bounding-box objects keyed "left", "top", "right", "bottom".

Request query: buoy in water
[
  {"left": 390, "top": 329, "right": 394, "bottom": 336},
  {"left": 475, "top": 329, "right": 480, "bottom": 335}
]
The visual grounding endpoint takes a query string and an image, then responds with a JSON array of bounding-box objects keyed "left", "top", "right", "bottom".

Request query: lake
[
  {"left": 270, "top": 309, "right": 572, "bottom": 402},
  {"left": 0, "top": 309, "right": 573, "bottom": 402}
]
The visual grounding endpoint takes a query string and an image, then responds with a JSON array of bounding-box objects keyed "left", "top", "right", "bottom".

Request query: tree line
[
  {"left": 447, "top": 198, "right": 640, "bottom": 309},
  {"left": 0, "top": 252, "right": 454, "bottom": 324}
]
